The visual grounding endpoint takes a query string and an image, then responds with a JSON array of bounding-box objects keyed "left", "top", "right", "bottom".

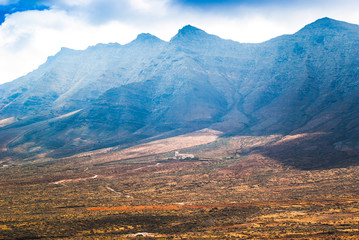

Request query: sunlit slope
[{"left": 0, "top": 17, "right": 358, "bottom": 160}]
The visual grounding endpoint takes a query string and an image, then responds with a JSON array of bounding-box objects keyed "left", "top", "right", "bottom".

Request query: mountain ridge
[{"left": 0, "top": 17, "right": 358, "bottom": 166}]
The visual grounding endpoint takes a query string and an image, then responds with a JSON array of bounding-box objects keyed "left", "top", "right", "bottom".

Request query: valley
[{"left": 1, "top": 131, "right": 359, "bottom": 239}]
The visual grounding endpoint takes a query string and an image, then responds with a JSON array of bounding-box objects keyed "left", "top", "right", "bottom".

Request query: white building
[{"left": 175, "top": 151, "right": 194, "bottom": 159}]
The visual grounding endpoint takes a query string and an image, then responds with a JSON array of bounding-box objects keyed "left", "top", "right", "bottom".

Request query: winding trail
[
  {"left": 106, "top": 186, "right": 133, "bottom": 198},
  {"left": 133, "top": 163, "right": 161, "bottom": 171},
  {"left": 52, "top": 175, "right": 99, "bottom": 185}
]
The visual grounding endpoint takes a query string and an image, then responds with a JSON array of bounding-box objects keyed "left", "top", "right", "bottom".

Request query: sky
[{"left": 0, "top": 0, "right": 359, "bottom": 84}]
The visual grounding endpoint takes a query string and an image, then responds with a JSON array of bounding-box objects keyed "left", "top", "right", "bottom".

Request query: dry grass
[
  {"left": 1, "top": 130, "right": 359, "bottom": 239},
  {"left": 72, "top": 128, "right": 222, "bottom": 165}
]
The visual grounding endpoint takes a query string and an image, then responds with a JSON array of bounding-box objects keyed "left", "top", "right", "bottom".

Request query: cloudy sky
[{"left": 0, "top": 0, "right": 358, "bottom": 84}]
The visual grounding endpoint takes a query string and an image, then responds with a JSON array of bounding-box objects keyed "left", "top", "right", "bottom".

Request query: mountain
[{"left": 0, "top": 18, "right": 358, "bottom": 164}]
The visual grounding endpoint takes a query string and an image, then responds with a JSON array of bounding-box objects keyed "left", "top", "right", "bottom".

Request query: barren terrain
[
  {"left": 70, "top": 128, "right": 222, "bottom": 165},
  {"left": 1, "top": 129, "right": 359, "bottom": 239}
]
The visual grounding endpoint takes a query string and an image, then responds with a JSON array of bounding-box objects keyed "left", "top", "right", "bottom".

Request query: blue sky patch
[{"left": 0, "top": 0, "right": 49, "bottom": 25}]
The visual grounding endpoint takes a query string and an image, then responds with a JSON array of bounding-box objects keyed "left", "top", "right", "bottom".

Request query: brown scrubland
[{"left": 1, "top": 130, "right": 359, "bottom": 239}]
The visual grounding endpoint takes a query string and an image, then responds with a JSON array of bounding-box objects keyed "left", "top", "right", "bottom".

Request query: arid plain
[{"left": 1, "top": 129, "right": 359, "bottom": 239}]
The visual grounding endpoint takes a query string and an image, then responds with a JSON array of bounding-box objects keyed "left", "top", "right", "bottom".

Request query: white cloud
[
  {"left": 0, "top": 0, "right": 358, "bottom": 84},
  {"left": 57, "top": 0, "right": 93, "bottom": 7},
  {"left": 0, "top": 9, "right": 140, "bottom": 84}
]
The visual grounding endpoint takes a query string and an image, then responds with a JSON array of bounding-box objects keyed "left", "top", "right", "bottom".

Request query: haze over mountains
[{"left": 0, "top": 17, "right": 358, "bottom": 164}]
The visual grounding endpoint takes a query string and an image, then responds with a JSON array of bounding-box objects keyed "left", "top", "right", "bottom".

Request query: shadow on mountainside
[{"left": 250, "top": 132, "right": 359, "bottom": 170}]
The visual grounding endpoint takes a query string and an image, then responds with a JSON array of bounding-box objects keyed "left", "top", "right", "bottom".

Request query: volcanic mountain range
[{"left": 0, "top": 17, "right": 358, "bottom": 167}]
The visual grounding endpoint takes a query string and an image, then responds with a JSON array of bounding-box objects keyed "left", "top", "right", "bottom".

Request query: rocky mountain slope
[{"left": 0, "top": 17, "right": 358, "bottom": 162}]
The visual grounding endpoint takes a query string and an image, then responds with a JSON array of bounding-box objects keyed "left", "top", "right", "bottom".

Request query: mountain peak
[
  {"left": 296, "top": 17, "right": 359, "bottom": 35},
  {"left": 54, "top": 47, "right": 77, "bottom": 57},
  {"left": 130, "top": 33, "right": 163, "bottom": 44},
  {"left": 315, "top": 17, "right": 335, "bottom": 23},
  {"left": 136, "top": 33, "right": 161, "bottom": 41},
  {"left": 310, "top": 17, "right": 343, "bottom": 28},
  {"left": 170, "top": 25, "right": 217, "bottom": 43},
  {"left": 179, "top": 25, "right": 203, "bottom": 34}
]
